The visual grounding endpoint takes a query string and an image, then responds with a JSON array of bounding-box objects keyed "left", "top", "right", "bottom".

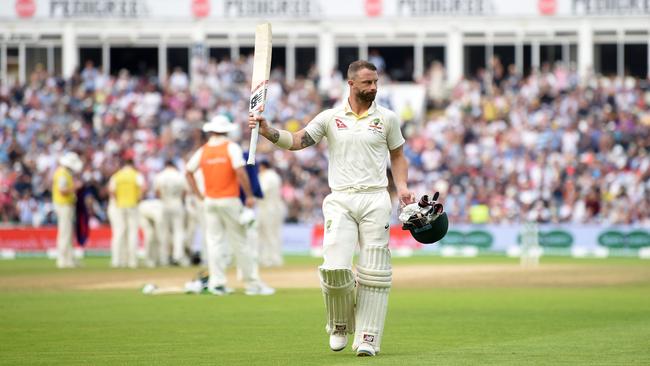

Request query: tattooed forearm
[
  {"left": 266, "top": 127, "right": 280, "bottom": 143},
  {"left": 299, "top": 132, "right": 316, "bottom": 149}
]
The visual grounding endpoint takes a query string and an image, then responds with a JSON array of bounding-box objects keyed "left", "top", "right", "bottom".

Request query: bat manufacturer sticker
[
  {"left": 250, "top": 80, "right": 268, "bottom": 113},
  {"left": 362, "top": 334, "right": 375, "bottom": 343}
]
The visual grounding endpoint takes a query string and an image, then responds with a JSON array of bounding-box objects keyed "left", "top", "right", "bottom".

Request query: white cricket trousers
[
  {"left": 321, "top": 189, "right": 392, "bottom": 269},
  {"left": 54, "top": 204, "right": 75, "bottom": 268},
  {"left": 140, "top": 215, "right": 165, "bottom": 267},
  {"left": 203, "top": 197, "right": 260, "bottom": 289},
  {"left": 110, "top": 207, "right": 139, "bottom": 268},
  {"left": 186, "top": 197, "right": 205, "bottom": 262},
  {"left": 257, "top": 202, "right": 284, "bottom": 267},
  {"left": 161, "top": 203, "right": 186, "bottom": 263},
  {"left": 321, "top": 189, "right": 393, "bottom": 353}
]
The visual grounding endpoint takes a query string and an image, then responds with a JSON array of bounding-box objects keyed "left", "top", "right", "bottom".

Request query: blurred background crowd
[{"left": 1, "top": 54, "right": 649, "bottom": 227}]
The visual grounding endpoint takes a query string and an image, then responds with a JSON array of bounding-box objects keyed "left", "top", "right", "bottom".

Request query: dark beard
[{"left": 357, "top": 91, "right": 376, "bottom": 103}]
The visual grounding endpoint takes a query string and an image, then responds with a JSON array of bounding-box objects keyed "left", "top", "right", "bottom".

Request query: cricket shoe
[
  {"left": 245, "top": 282, "right": 275, "bottom": 296},
  {"left": 209, "top": 286, "right": 234, "bottom": 296},
  {"left": 184, "top": 280, "right": 203, "bottom": 294},
  {"left": 329, "top": 332, "right": 347, "bottom": 352},
  {"left": 356, "top": 342, "right": 376, "bottom": 357}
]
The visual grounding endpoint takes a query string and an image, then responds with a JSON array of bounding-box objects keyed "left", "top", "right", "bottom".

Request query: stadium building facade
[{"left": 1, "top": 0, "right": 649, "bottom": 88}]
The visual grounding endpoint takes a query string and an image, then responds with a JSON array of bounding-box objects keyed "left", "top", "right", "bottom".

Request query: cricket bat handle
[{"left": 247, "top": 120, "right": 260, "bottom": 165}]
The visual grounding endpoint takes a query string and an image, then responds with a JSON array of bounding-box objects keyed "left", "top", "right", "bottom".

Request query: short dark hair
[
  {"left": 347, "top": 60, "right": 377, "bottom": 79},
  {"left": 259, "top": 160, "right": 271, "bottom": 169}
]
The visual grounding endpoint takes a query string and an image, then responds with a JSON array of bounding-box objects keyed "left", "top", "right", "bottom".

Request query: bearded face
[
  {"left": 349, "top": 68, "right": 378, "bottom": 104},
  {"left": 356, "top": 89, "right": 377, "bottom": 103}
]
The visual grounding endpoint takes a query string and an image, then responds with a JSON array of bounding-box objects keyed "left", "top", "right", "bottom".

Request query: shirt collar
[
  {"left": 344, "top": 98, "right": 376, "bottom": 119},
  {"left": 207, "top": 135, "right": 229, "bottom": 145}
]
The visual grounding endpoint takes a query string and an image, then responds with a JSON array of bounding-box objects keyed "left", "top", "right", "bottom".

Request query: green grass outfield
[{"left": 1, "top": 256, "right": 649, "bottom": 365}]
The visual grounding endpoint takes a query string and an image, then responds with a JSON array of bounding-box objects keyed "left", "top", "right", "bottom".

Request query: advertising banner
[
  {"left": 0, "top": 226, "right": 112, "bottom": 251},
  {"left": 310, "top": 223, "right": 650, "bottom": 257},
  {"left": 2, "top": 0, "right": 649, "bottom": 20},
  {"left": 1, "top": 223, "right": 648, "bottom": 258}
]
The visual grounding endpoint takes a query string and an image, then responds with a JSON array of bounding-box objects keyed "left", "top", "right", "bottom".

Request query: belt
[{"left": 331, "top": 186, "right": 387, "bottom": 193}]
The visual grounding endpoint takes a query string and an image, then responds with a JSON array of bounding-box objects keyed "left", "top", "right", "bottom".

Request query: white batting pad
[
  {"left": 319, "top": 268, "right": 356, "bottom": 335},
  {"left": 353, "top": 245, "right": 392, "bottom": 353}
]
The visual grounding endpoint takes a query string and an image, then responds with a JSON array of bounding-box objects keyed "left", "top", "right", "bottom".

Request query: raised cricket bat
[{"left": 247, "top": 22, "right": 273, "bottom": 165}]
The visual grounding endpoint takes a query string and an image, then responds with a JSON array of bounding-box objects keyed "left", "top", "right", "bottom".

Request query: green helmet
[
  {"left": 405, "top": 212, "right": 449, "bottom": 244},
  {"left": 401, "top": 193, "right": 449, "bottom": 244}
]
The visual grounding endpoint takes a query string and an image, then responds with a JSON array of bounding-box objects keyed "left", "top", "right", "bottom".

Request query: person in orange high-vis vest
[
  {"left": 108, "top": 156, "right": 145, "bottom": 268},
  {"left": 52, "top": 152, "right": 83, "bottom": 268},
  {"left": 186, "top": 115, "right": 275, "bottom": 296}
]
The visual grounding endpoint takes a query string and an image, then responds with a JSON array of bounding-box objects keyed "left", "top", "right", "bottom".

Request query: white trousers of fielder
[
  {"left": 54, "top": 203, "right": 75, "bottom": 268},
  {"left": 185, "top": 196, "right": 205, "bottom": 263},
  {"left": 161, "top": 203, "right": 186, "bottom": 263},
  {"left": 110, "top": 206, "right": 139, "bottom": 268},
  {"left": 257, "top": 201, "right": 284, "bottom": 267}
]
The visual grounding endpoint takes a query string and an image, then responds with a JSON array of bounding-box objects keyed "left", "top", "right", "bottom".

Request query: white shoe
[
  {"left": 209, "top": 286, "right": 234, "bottom": 296},
  {"left": 142, "top": 283, "right": 158, "bottom": 295},
  {"left": 329, "top": 332, "right": 347, "bottom": 352},
  {"left": 245, "top": 283, "right": 275, "bottom": 296},
  {"left": 184, "top": 280, "right": 203, "bottom": 294},
  {"left": 356, "top": 342, "right": 376, "bottom": 357},
  {"left": 178, "top": 257, "right": 191, "bottom": 267}
]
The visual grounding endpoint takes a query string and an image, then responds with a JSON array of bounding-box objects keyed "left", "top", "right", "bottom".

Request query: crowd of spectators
[
  {"left": 1, "top": 55, "right": 649, "bottom": 227},
  {"left": 415, "top": 59, "right": 650, "bottom": 225}
]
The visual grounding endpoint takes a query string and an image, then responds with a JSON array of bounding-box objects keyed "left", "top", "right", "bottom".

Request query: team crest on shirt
[
  {"left": 368, "top": 118, "right": 383, "bottom": 134},
  {"left": 326, "top": 219, "right": 332, "bottom": 232},
  {"left": 335, "top": 118, "right": 348, "bottom": 129}
]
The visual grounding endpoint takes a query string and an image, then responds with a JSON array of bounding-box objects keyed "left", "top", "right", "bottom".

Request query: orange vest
[{"left": 199, "top": 142, "right": 240, "bottom": 199}]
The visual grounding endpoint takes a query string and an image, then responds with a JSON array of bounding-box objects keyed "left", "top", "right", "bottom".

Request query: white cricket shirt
[
  {"left": 304, "top": 100, "right": 405, "bottom": 191},
  {"left": 153, "top": 167, "right": 187, "bottom": 208}
]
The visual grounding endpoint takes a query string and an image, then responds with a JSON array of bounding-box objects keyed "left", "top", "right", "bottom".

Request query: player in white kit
[
  {"left": 153, "top": 160, "right": 189, "bottom": 266},
  {"left": 249, "top": 60, "right": 414, "bottom": 357},
  {"left": 257, "top": 159, "right": 285, "bottom": 267}
]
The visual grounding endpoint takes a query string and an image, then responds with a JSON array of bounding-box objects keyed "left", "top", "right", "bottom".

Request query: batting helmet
[{"left": 401, "top": 193, "right": 449, "bottom": 244}]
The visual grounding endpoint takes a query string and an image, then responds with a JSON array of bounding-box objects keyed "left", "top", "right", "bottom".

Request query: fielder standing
[
  {"left": 257, "top": 159, "right": 284, "bottom": 267},
  {"left": 153, "top": 160, "right": 189, "bottom": 266},
  {"left": 108, "top": 156, "right": 145, "bottom": 268},
  {"left": 185, "top": 115, "right": 274, "bottom": 296},
  {"left": 249, "top": 60, "right": 414, "bottom": 356},
  {"left": 52, "top": 152, "right": 83, "bottom": 268}
]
